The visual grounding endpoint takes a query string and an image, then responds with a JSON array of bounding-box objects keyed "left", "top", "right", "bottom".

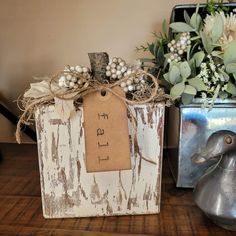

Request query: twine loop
[
  {"left": 16, "top": 69, "right": 171, "bottom": 143},
  {"left": 48, "top": 70, "right": 159, "bottom": 105}
]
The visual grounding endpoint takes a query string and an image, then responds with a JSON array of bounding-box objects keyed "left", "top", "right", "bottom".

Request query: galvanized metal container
[
  {"left": 170, "top": 3, "right": 236, "bottom": 24},
  {"left": 167, "top": 99, "right": 236, "bottom": 188},
  {"left": 167, "top": 3, "right": 236, "bottom": 188}
]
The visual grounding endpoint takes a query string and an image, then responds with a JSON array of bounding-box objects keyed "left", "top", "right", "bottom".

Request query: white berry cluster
[
  {"left": 105, "top": 57, "right": 127, "bottom": 80},
  {"left": 58, "top": 65, "right": 91, "bottom": 89},
  {"left": 105, "top": 57, "right": 147, "bottom": 93},
  {"left": 120, "top": 74, "right": 147, "bottom": 93},
  {"left": 167, "top": 32, "right": 191, "bottom": 63}
]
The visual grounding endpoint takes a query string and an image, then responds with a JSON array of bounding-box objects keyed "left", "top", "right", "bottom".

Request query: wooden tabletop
[{"left": 0, "top": 143, "right": 235, "bottom": 236}]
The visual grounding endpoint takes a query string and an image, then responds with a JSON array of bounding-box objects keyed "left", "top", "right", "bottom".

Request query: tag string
[
  {"left": 48, "top": 70, "right": 159, "bottom": 105},
  {"left": 16, "top": 70, "right": 171, "bottom": 145}
]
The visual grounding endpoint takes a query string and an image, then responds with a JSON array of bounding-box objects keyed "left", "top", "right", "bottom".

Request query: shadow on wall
[{"left": 0, "top": 57, "right": 57, "bottom": 115}]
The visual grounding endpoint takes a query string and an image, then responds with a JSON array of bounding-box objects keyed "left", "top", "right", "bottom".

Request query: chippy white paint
[{"left": 35, "top": 103, "right": 164, "bottom": 218}]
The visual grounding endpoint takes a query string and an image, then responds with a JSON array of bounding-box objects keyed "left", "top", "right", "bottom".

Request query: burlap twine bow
[{"left": 16, "top": 69, "right": 171, "bottom": 144}]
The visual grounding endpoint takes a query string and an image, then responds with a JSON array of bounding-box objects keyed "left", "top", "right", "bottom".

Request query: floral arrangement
[
  {"left": 137, "top": 1, "right": 236, "bottom": 107},
  {"left": 23, "top": 57, "right": 164, "bottom": 101},
  {"left": 49, "top": 57, "right": 156, "bottom": 96}
]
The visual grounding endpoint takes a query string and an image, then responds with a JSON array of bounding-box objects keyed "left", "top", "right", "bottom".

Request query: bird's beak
[
  {"left": 191, "top": 147, "right": 219, "bottom": 164},
  {"left": 191, "top": 148, "right": 210, "bottom": 164}
]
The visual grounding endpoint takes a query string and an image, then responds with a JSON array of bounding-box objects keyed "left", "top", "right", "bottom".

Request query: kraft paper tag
[{"left": 83, "top": 86, "right": 131, "bottom": 172}]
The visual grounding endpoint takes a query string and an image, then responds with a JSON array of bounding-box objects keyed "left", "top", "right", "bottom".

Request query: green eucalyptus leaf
[
  {"left": 188, "top": 77, "right": 207, "bottom": 91},
  {"left": 212, "top": 43, "right": 222, "bottom": 47},
  {"left": 211, "top": 51, "right": 222, "bottom": 56},
  {"left": 219, "top": 91, "right": 228, "bottom": 99},
  {"left": 200, "top": 30, "right": 213, "bottom": 54},
  {"left": 181, "top": 93, "right": 194, "bottom": 105},
  {"left": 212, "top": 50, "right": 223, "bottom": 59},
  {"left": 218, "top": 68, "right": 230, "bottom": 81},
  {"left": 188, "top": 58, "right": 195, "bottom": 71},
  {"left": 163, "top": 59, "right": 169, "bottom": 70},
  {"left": 223, "top": 40, "right": 236, "bottom": 65},
  {"left": 193, "top": 51, "right": 205, "bottom": 67},
  {"left": 212, "top": 14, "right": 224, "bottom": 43},
  {"left": 169, "top": 22, "right": 194, "bottom": 32},
  {"left": 186, "top": 45, "right": 191, "bottom": 61},
  {"left": 184, "top": 10, "right": 191, "bottom": 24},
  {"left": 163, "top": 73, "right": 170, "bottom": 83},
  {"left": 162, "top": 19, "right": 168, "bottom": 37},
  {"left": 148, "top": 43, "right": 155, "bottom": 56},
  {"left": 156, "top": 46, "right": 163, "bottom": 62},
  {"left": 226, "top": 81, "right": 236, "bottom": 95},
  {"left": 153, "top": 40, "right": 159, "bottom": 58},
  {"left": 180, "top": 61, "right": 191, "bottom": 79},
  {"left": 226, "top": 63, "right": 236, "bottom": 74},
  {"left": 184, "top": 84, "right": 197, "bottom": 95},
  {"left": 170, "top": 82, "right": 185, "bottom": 99},
  {"left": 191, "top": 36, "right": 201, "bottom": 41},
  {"left": 195, "top": 3, "right": 200, "bottom": 14},
  {"left": 169, "top": 65, "right": 181, "bottom": 84},
  {"left": 190, "top": 13, "right": 202, "bottom": 31}
]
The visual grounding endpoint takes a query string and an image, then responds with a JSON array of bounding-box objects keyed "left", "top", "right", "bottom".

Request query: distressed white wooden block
[{"left": 35, "top": 103, "right": 165, "bottom": 218}]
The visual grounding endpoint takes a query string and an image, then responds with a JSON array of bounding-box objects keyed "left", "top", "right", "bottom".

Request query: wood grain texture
[
  {"left": 0, "top": 143, "right": 235, "bottom": 235},
  {"left": 34, "top": 104, "right": 164, "bottom": 218},
  {"left": 88, "top": 52, "right": 109, "bottom": 83}
]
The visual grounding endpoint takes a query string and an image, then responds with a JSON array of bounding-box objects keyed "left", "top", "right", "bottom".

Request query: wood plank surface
[
  {"left": 0, "top": 143, "right": 235, "bottom": 236},
  {"left": 35, "top": 104, "right": 164, "bottom": 218}
]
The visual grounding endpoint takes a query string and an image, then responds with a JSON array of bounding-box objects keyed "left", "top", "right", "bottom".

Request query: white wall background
[{"left": 0, "top": 0, "right": 203, "bottom": 143}]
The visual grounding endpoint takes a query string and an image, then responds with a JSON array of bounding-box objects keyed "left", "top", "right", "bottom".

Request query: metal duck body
[{"left": 193, "top": 130, "right": 236, "bottom": 231}]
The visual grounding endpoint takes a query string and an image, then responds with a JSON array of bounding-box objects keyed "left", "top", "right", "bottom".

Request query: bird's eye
[{"left": 225, "top": 135, "right": 233, "bottom": 144}]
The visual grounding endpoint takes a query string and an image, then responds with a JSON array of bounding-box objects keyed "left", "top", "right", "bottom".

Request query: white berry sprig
[
  {"left": 120, "top": 71, "right": 148, "bottom": 93},
  {"left": 105, "top": 57, "right": 148, "bottom": 94},
  {"left": 58, "top": 65, "right": 91, "bottom": 89},
  {"left": 106, "top": 57, "right": 127, "bottom": 80},
  {"left": 167, "top": 32, "right": 191, "bottom": 63}
]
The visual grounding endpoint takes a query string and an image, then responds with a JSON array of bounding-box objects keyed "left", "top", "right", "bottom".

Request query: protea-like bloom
[{"left": 204, "top": 11, "right": 236, "bottom": 45}]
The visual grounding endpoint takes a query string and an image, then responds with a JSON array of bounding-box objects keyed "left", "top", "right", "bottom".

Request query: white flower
[
  {"left": 203, "top": 77, "right": 209, "bottom": 83},
  {"left": 201, "top": 63, "right": 207, "bottom": 69},
  {"left": 203, "top": 11, "right": 236, "bottom": 45},
  {"left": 212, "top": 76, "right": 217, "bottom": 84},
  {"left": 209, "top": 86, "right": 215, "bottom": 92},
  {"left": 222, "top": 84, "right": 228, "bottom": 91},
  {"left": 201, "top": 92, "right": 207, "bottom": 99},
  {"left": 210, "top": 63, "right": 216, "bottom": 72},
  {"left": 214, "top": 72, "right": 220, "bottom": 80}
]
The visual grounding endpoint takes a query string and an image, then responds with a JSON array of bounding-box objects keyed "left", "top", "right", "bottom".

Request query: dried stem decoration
[{"left": 16, "top": 53, "right": 172, "bottom": 143}]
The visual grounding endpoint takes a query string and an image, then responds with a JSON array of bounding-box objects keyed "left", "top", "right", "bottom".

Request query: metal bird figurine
[{"left": 192, "top": 130, "right": 236, "bottom": 231}]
